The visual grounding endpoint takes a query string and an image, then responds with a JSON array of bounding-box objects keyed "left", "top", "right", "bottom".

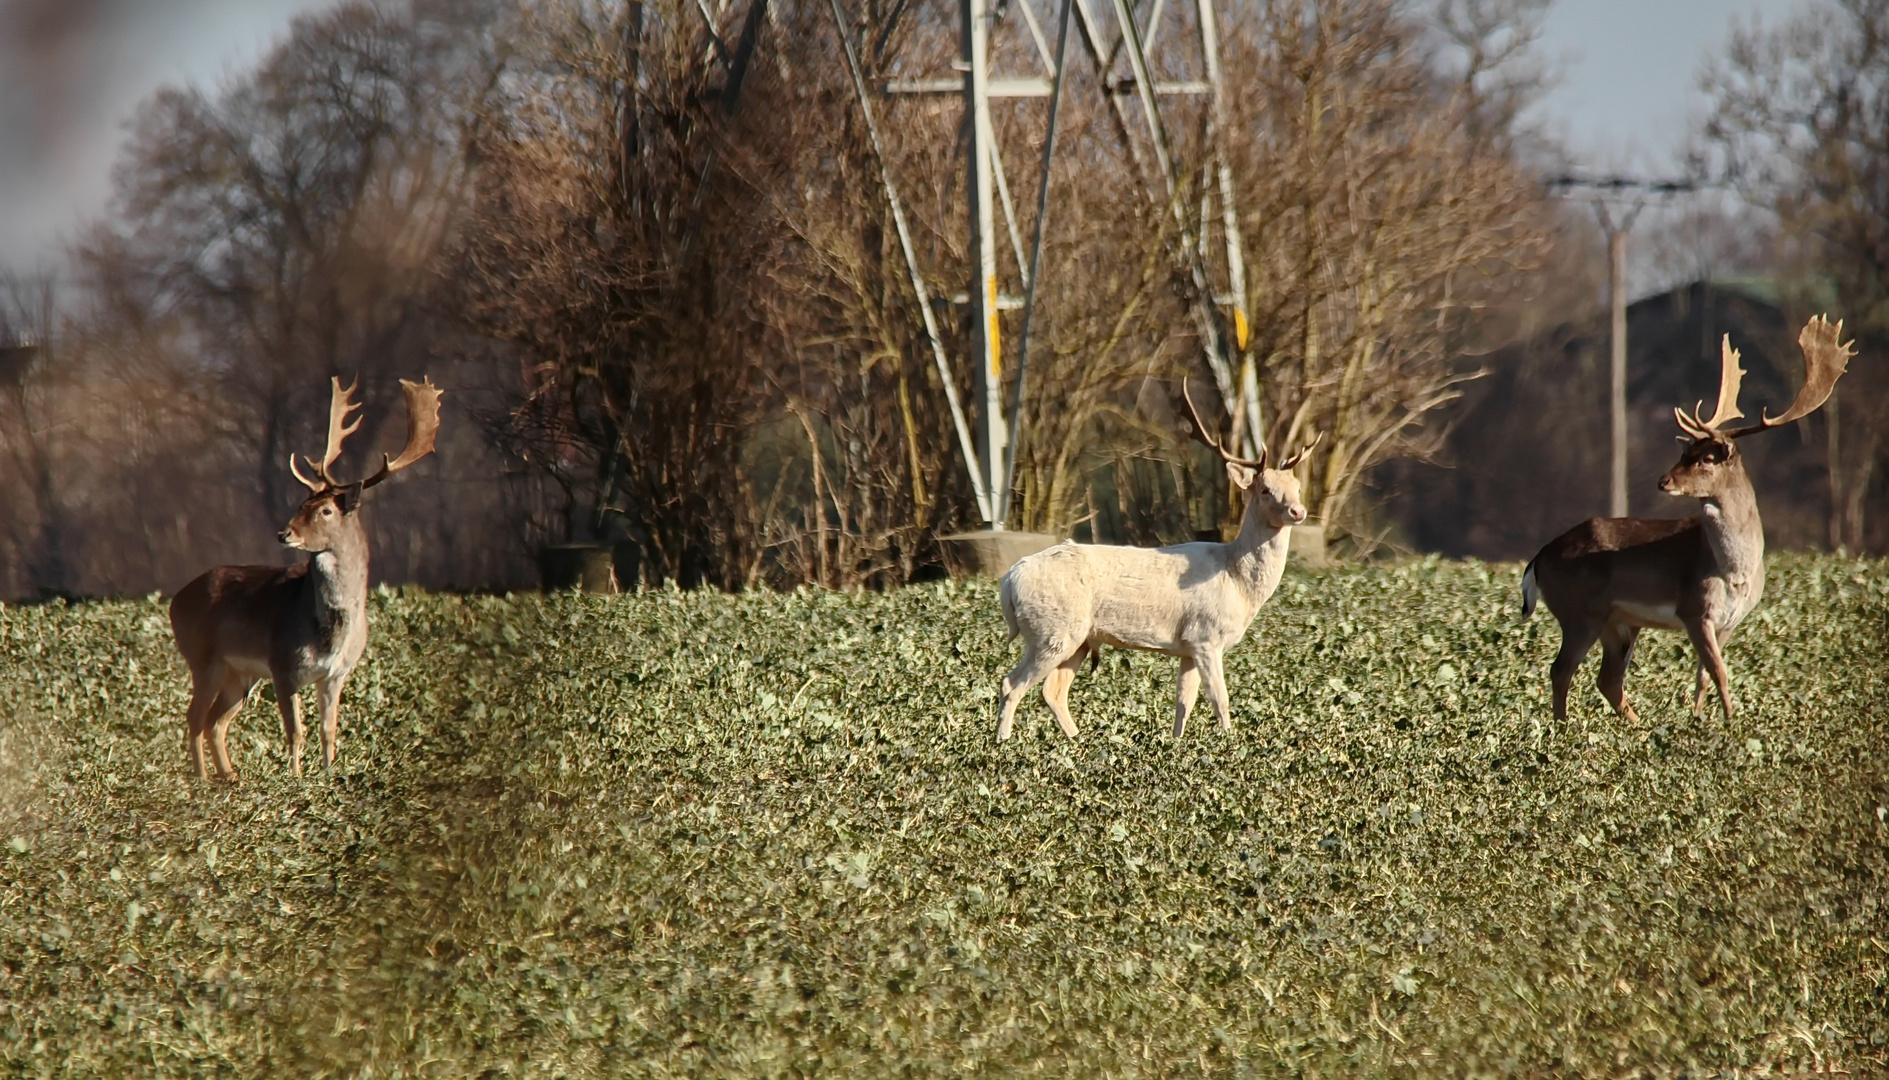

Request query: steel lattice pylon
[{"left": 831, "top": 0, "right": 1258, "bottom": 528}]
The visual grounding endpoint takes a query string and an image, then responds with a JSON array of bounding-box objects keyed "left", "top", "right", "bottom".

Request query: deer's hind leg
[
  {"left": 204, "top": 678, "right": 251, "bottom": 781},
  {"left": 1550, "top": 616, "right": 1604, "bottom": 721},
  {"left": 999, "top": 636, "right": 1074, "bottom": 743},
  {"left": 1596, "top": 622, "right": 1642, "bottom": 724},
  {"left": 1041, "top": 651, "right": 1084, "bottom": 740},
  {"left": 184, "top": 673, "right": 220, "bottom": 779}
]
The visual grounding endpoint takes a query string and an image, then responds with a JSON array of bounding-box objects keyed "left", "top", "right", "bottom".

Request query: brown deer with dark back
[
  {"left": 169, "top": 376, "right": 441, "bottom": 779},
  {"left": 1521, "top": 316, "right": 1853, "bottom": 723}
]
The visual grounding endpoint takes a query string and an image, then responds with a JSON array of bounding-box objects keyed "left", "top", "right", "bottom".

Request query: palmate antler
[
  {"left": 1180, "top": 378, "right": 1321, "bottom": 471},
  {"left": 1674, "top": 317, "right": 1854, "bottom": 441},
  {"left": 361, "top": 378, "right": 443, "bottom": 489},
  {"left": 1675, "top": 335, "right": 1746, "bottom": 439},
  {"left": 1722, "top": 315, "right": 1854, "bottom": 439},
  {"left": 291, "top": 377, "right": 363, "bottom": 491},
  {"left": 289, "top": 376, "right": 443, "bottom": 492}
]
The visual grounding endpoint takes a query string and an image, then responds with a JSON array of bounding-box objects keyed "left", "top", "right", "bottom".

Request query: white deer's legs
[
  {"left": 997, "top": 640, "right": 1067, "bottom": 743},
  {"left": 1173, "top": 657, "right": 1201, "bottom": 737},
  {"left": 1041, "top": 653, "right": 1083, "bottom": 739},
  {"left": 317, "top": 677, "right": 345, "bottom": 770},
  {"left": 274, "top": 675, "right": 306, "bottom": 776},
  {"left": 1197, "top": 650, "right": 1232, "bottom": 730},
  {"left": 1686, "top": 618, "right": 1735, "bottom": 720}
]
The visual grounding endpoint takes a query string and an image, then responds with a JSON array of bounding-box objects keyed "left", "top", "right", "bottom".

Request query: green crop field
[{"left": 1, "top": 555, "right": 1885, "bottom": 1077}]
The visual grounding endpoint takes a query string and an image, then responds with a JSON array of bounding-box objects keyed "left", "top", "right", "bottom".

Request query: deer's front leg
[
  {"left": 1685, "top": 617, "right": 1735, "bottom": 720},
  {"left": 1197, "top": 649, "right": 1232, "bottom": 731},
  {"left": 274, "top": 676, "right": 306, "bottom": 776},
  {"left": 1173, "top": 656, "right": 1201, "bottom": 737},
  {"left": 316, "top": 676, "right": 346, "bottom": 771}
]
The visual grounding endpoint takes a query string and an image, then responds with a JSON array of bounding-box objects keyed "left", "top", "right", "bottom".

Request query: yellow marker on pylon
[{"left": 987, "top": 275, "right": 1002, "bottom": 376}]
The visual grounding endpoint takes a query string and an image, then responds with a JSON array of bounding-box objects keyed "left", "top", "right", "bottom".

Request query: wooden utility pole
[
  {"left": 1550, "top": 175, "right": 1697, "bottom": 519},
  {"left": 1605, "top": 217, "right": 1631, "bottom": 517}
]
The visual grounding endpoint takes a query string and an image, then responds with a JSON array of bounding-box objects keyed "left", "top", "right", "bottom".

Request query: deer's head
[
  {"left": 1660, "top": 317, "right": 1853, "bottom": 501},
  {"left": 1183, "top": 379, "right": 1318, "bottom": 530},
  {"left": 279, "top": 487, "right": 359, "bottom": 552},
  {"left": 1659, "top": 430, "right": 1744, "bottom": 500},
  {"left": 281, "top": 375, "right": 443, "bottom": 551},
  {"left": 1225, "top": 457, "right": 1309, "bottom": 528}
]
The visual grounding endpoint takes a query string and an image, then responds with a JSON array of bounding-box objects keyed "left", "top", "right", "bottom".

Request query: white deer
[{"left": 996, "top": 381, "right": 1319, "bottom": 741}]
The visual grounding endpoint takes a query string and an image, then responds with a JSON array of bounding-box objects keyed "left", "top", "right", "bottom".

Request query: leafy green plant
[{"left": 2, "top": 555, "right": 1885, "bottom": 1077}]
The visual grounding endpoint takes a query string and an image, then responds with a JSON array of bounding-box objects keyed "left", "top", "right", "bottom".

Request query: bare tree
[
  {"left": 78, "top": 3, "right": 476, "bottom": 517},
  {"left": 453, "top": 0, "right": 1559, "bottom": 581},
  {"left": 0, "top": 273, "right": 63, "bottom": 597},
  {"left": 452, "top": 0, "right": 774, "bottom": 587},
  {"left": 10, "top": 1, "right": 539, "bottom": 599},
  {"left": 3, "top": 0, "right": 1565, "bottom": 597},
  {"left": 1429, "top": 0, "right": 1555, "bottom": 155},
  {"left": 1700, "top": 0, "right": 1889, "bottom": 552},
  {"left": 1222, "top": 0, "right": 1553, "bottom": 544}
]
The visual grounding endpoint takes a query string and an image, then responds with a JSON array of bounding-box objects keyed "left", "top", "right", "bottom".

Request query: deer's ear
[
  {"left": 1225, "top": 460, "right": 1255, "bottom": 490},
  {"left": 336, "top": 485, "right": 362, "bottom": 514}
]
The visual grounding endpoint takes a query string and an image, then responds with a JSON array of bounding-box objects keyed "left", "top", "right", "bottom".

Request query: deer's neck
[
  {"left": 1702, "top": 467, "right": 1764, "bottom": 600},
  {"left": 1227, "top": 504, "right": 1292, "bottom": 606},
  {"left": 306, "top": 522, "right": 370, "bottom": 637}
]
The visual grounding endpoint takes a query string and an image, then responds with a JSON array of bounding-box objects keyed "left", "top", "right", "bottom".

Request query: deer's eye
[{"left": 321, "top": 506, "right": 335, "bottom": 516}]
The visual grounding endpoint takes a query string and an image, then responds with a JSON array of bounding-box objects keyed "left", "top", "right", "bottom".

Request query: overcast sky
[{"left": 0, "top": 0, "right": 1812, "bottom": 280}]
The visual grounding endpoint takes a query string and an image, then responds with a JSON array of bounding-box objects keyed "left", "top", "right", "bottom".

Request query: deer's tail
[{"left": 1520, "top": 558, "right": 1539, "bottom": 618}]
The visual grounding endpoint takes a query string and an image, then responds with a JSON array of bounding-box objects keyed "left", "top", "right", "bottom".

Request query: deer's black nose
[{"left": 278, "top": 529, "right": 294, "bottom": 544}]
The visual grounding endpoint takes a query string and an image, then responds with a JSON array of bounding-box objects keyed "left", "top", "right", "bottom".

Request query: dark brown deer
[
  {"left": 169, "top": 376, "right": 441, "bottom": 779},
  {"left": 1521, "top": 316, "right": 1853, "bottom": 723}
]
